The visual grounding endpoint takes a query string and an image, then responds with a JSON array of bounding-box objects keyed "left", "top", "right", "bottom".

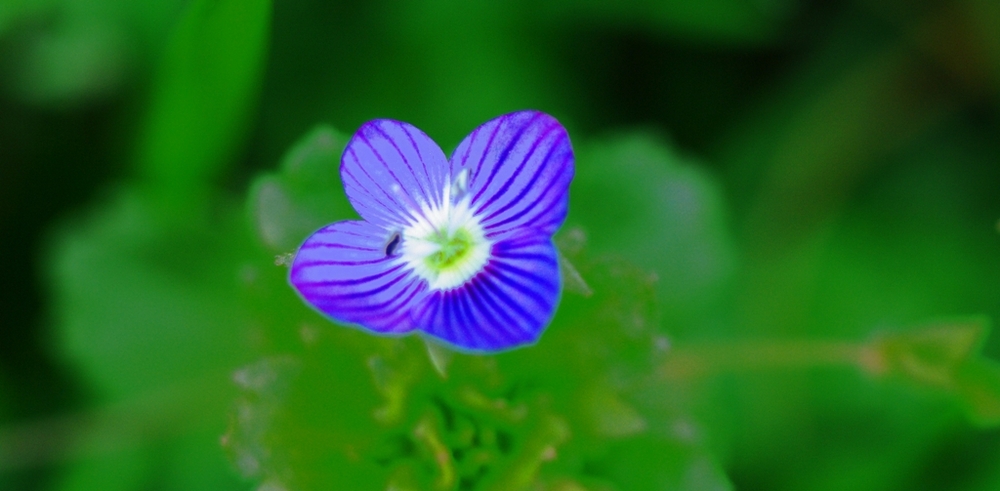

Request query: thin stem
[
  {"left": 658, "top": 339, "right": 875, "bottom": 380},
  {"left": 413, "top": 412, "right": 456, "bottom": 491}
]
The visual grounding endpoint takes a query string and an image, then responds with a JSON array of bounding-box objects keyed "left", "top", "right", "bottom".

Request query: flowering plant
[{"left": 290, "top": 111, "right": 573, "bottom": 352}]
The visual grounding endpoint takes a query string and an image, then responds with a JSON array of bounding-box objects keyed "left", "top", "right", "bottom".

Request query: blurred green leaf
[
  {"left": 249, "top": 125, "right": 355, "bottom": 252},
  {"left": 953, "top": 359, "right": 1000, "bottom": 427},
  {"left": 564, "top": 134, "right": 735, "bottom": 337},
  {"left": 161, "top": 429, "right": 248, "bottom": 491},
  {"left": 577, "top": 436, "right": 731, "bottom": 491},
  {"left": 49, "top": 189, "right": 252, "bottom": 397},
  {"left": 223, "top": 355, "right": 302, "bottom": 480},
  {"left": 0, "top": 0, "right": 50, "bottom": 35},
  {"left": 31, "top": 2, "right": 272, "bottom": 487},
  {"left": 224, "top": 336, "right": 410, "bottom": 490},
  {"left": 0, "top": 0, "right": 187, "bottom": 105},
  {"left": 3, "top": 19, "right": 127, "bottom": 105},
  {"left": 53, "top": 428, "right": 246, "bottom": 491},
  {"left": 580, "top": 384, "right": 647, "bottom": 438},
  {"left": 136, "top": 0, "right": 270, "bottom": 194},
  {"left": 499, "top": 240, "right": 728, "bottom": 491},
  {"left": 45, "top": 185, "right": 260, "bottom": 490},
  {"left": 53, "top": 450, "right": 152, "bottom": 491},
  {"left": 694, "top": 18, "right": 1000, "bottom": 485},
  {"left": 499, "top": 247, "right": 663, "bottom": 394}
]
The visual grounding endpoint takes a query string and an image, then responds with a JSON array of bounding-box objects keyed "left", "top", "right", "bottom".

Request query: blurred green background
[{"left": 2, "top": 0, "right": 1000, "bottom": 490}]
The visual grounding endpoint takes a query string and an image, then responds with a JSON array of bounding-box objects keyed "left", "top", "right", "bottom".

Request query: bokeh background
[{"left": 2, "top": 0, "right": 1000, "bottom": 490}]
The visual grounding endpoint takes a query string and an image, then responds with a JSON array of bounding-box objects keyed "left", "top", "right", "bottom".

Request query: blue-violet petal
[
  {"left": 450, "top": 111, "right": 574, "bottom": 240},
  {"left": 341, "top": 120, "right": 450, "bottom": 229},
  {"left": 290, "top": 220, "right": 425, "bottom": 334}
]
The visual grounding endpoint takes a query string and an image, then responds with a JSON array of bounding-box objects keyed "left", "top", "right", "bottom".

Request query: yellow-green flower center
[
  {"left": 425, "top": 229, "right": 475, "bottom": 271},
  {"left": 397, "top": 189, "right": 491, "bottom": 291}
]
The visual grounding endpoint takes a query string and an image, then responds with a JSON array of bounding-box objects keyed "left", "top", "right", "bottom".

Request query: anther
[
  {"left": 451, "top": 169, "right": 470, "bottom": 200},
  {"left": 384, "top": 231, "right": 402, "bottom": 257}
]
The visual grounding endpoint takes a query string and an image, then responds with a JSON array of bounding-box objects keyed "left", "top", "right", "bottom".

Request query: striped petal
[
  {"left": 289, "top": 221, "right": 426, "bottom": 334},
  {"left": 414, "top": 231, "right": 560, "bottom": 352},
  {"left": 341, "top": 120, "right": 450, "bottom": 229},
  {"left": 450, "top": 111, "right": 574, "bottom": 240}
]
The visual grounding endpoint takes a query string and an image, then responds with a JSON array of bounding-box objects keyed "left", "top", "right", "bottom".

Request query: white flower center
[{"left": 396, "top": 172, "right": 491, "bottom": 291}]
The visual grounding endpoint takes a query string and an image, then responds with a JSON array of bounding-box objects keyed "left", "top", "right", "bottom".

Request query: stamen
[
  {"left": 384, "top": 231, "right": 402, "bottom": 257},
  {"left": 398, "top": 181, "right": 490, "bottom": 291},
  {"left": 451, "top": 168, "right": 469, "bottom": 201}
]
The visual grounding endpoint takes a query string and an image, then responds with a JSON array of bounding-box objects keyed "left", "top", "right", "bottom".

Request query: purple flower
[{"left": 289, "top": 111, "right": 575, "bottom": 352}]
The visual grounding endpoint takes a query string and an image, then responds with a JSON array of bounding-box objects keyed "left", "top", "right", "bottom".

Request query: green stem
[
  {"left": 658, "top": 339, "right": 874, "bottom": 380},
  {"left": 413, "top": 412, "right": 456, "bottom": 491}
]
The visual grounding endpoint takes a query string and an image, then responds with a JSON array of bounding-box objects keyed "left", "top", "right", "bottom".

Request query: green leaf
[
  {"left": 48, "top": 189, "right": 253, "bottom": 398},
  {"left": 223, "top": 337, "right": 407, "bottom": 491},
  {"left": 249, "top": 125, "right": 356, "bottom": 252},
  {"left": 580, "top": 436, "right": 732, "bottom": 491},
  {"left": 160, "top": 429, "right": 249, "bottom": 491},
  {"left": 497, "top": 247, "right": 728, "bottom": 491},
  {"left": 0, "top": 0, "right": 48, "bottom": 35},
  {"left": 564, "top": 134, "right": 735, "bottom": 336},
  {"left": 499, "top": 248, "right": 664, "bottom": 394},
  {"left": 3, "top": 17, "right": 127, "bottom": 105},
  {"left": 45, "top": 186, "right": 263, "bottom": 491},
  {"left": 52, "top": 449, "right": 153, "bottom": 491},
  {"left": 53, "top": 429, "right": 247, "bottom": 491},
  {"left": 0, "top": 0, "right": 187, "bottom": 105},
  {"left": 136, "top": 0, "right": 270, "bottom": 193},
  {"left": 953, "top": 359, "right": 1000, "bottom": 427}
]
